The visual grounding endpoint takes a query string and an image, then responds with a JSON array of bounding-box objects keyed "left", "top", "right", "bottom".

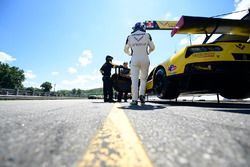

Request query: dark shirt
[
  {"left": 120, "top": 67, "right": 130, "bottom": 76},
  {"left": 100, "top": 62, "right": 114, "bottom": 77}
]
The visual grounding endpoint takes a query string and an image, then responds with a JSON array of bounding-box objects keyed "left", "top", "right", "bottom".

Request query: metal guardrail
[
  {"left": 0, "top": 88, "right": 54, "bottom": 97},
  {"left": 0, "top": 88, "right": 102, "bottom": 100}
]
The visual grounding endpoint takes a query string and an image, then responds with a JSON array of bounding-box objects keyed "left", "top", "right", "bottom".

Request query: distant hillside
[
  {"left": 56, "top": 87, "right": 103, "bottom": 97},
  {"left": 83, "top": 88, "right": 103, "bottom": 95}
]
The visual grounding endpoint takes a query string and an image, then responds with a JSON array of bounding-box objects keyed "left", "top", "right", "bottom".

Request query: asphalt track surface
[{"left": 0, "top": 99, "right": 250, "bottom": 167}]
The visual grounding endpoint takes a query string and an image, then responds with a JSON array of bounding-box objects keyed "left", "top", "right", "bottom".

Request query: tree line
[
  {"left": 0, "top": 62, "right": 102, "bottom": 96},
  {"left": 0, "top": 62, "right": 25, "bottom": 89},
  {"left": 0, "top": 62, "right": 52, "bottom": 92}
]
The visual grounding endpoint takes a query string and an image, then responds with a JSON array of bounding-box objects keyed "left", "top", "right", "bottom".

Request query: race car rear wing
[
  {"left": 145, "top": 11, "right": 250, "bottom": 43},
  {"left": 171, "top": 16, "right": 250, "bottom": 43},
  {"left": 215, "top": 11, "right": 250, "bottom": 42},
  {"left": 144, "top": 21, "right": 177, "bottom": 30}
]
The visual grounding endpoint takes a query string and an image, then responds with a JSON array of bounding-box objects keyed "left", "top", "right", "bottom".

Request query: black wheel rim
[{"left": 155, "top": 70, "right": 165, "bottom": 96}]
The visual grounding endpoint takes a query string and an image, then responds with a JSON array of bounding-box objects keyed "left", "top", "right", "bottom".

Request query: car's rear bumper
[
  {"left": 185, "top": 61, "right": 250, "bottom": 74},
  {"left": 172, "top": 61, "right": 250, "bottom": 93}
]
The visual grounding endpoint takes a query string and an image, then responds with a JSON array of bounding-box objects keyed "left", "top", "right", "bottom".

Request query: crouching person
[{"left": 117, "top": 62, "right": 131, "bottom": 102}]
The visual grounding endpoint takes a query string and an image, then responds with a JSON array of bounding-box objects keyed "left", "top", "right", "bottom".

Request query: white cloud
[
  {"left": 61, "top": 71, "right": 102, "bottom": 90},
  {"left": 162, "top": 12, "right": 179, "bottom": 20},
  {"left": 0, "top": 52, "right": 16, "bottom": 63},
  {"left": 192, "top": 35, "right": 208, "bottom": 44},
  {"left": 178, "top": 35, "right": 203, "bottom": 46},
  {"left": 227, "top": 0, "right": 250, "bottom": 19},
  {"left": 178, "top": 0, "right": 250, "bottom": 46},
  {"left": 24, "top": 70, "right": 36, "bottom": 79},
  {"left": 164, "top": 12, "right": 172, "bottom": 19},
  {"left": 179, "top": 38, "right": 190, "bottom": 45},
  {"left": 68, "top": 67, "right": 77, "bottom": 74},
  {"left": 23, "top": 81, "right": 40, "bottom": 88},
  {"left": 79, "top": 50, "right": 93, "bottom": 67},
  {"left": 173, "top": 16, "right": 180, "bottom": 21},
  {"left": 113, "top": 60, "right": 124, "bottom": 66},
  {"left": 51, "top": 71, "right": 59, "bottom": 76}
]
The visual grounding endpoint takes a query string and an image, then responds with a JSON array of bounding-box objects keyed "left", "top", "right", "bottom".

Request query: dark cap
[{"left": 106, "top": 55, "right": 113, "bottom": 61}]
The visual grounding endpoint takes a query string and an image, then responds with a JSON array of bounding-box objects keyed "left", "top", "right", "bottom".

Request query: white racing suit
[{"left": 124, "top": 30, "right": 155, "bottom": 101}]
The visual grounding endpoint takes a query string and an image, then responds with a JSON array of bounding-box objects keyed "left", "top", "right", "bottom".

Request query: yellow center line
[{"left": 78, "top": 103, "right": 154, "bottom": 167}]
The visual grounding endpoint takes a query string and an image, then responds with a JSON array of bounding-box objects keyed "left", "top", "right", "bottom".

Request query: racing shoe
[
  {"left": 130, "top": 100, "right": 138, "bottom": 105},
  {"left": 139, "top": 95, "right": 145, "bottom": 105},
  {"left": 108, "top": 99, "right": 116, "bottom": 103}
]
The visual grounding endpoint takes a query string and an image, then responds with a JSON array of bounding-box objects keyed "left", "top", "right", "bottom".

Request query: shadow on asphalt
[
  {"left": 149, "top": 101, "right": 250, "bottom": 115},
  {"left": 92, "top": 101, "right": 128, "bottom": 104},
  {"left": 118, "top": 104, "right": 166, "bottom": 111},
  {"left": 91, "top": 101, "right": 166, "bottom": 110},
  {"left": 212, "top": 109, "right": 250, "bottom": 115}
]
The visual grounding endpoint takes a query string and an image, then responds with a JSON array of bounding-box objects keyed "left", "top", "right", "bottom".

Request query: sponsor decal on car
[
  {"left": 168, "top": 64, "right": 177, "bottom": 72},
  {"left": 193, "top": 53, "right": 215, "bottom": 58},
  {"left": 145, "top": 21, "right": 154, "bottom": 28},
  {"left": 235, "top": 43, "right": 245, "bottom": 50}
]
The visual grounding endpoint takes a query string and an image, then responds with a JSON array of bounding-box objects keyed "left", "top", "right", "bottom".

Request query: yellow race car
[{"left": 146, "top": 13, "right": 250, "bottom": 99}]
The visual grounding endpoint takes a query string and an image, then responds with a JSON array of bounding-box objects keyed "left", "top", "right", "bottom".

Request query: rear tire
[
  {"left": 154, "top": 68, "right": 179, "bottom": 99},
  {"left": 154, "top": 68, "right": 166, "bottom": 98},
  {"left": 220, "top": 88, "right": 250, "bottom": 99},
  {"left": 220, "top": 77, "right": 250, "bottom": 99}
]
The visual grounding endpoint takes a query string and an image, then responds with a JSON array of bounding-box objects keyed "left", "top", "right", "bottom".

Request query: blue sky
[{"left": 0, "top": 0, "right": 249, "bottom": 90}]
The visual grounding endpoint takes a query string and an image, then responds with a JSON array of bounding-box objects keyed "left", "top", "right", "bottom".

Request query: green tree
[
  {"left": 72, "top": 88, "right": 77, "bottom": 96},
  {"left": 26, "top": 87, "right": 34, "bottom": 93},
  {"left": 76, "top": 89, "right": 82, "bottom": 97},
  {"left": 57, "top": 90, "right": 67, "bottom": 96},
  {"left": 0, "top": 62, "right": 25, "bottom": 89},
  {"left": 40, "top": 81, "right": 52, "bottom": 92}
]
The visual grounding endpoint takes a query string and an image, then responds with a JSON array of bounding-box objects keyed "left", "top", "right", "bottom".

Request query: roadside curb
[{"left": 0, "top": 95, "right": 86, "bottom": 100}]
